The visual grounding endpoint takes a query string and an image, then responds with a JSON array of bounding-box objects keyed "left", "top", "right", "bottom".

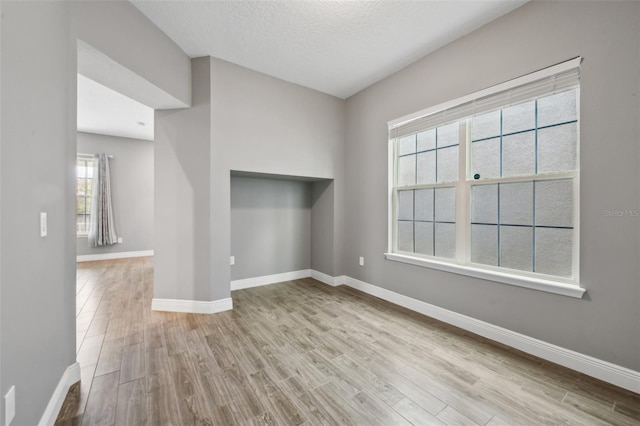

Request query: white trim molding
[
  {"left": 76, "top": 250, "right": 154, "bottom": 262},
  {"left": 318, "top": 274, "right": 639, "bottom": 394},
  {"left": 38, "top": 362, "right": 81, "bottom": 426},
  {"left": 231, "top": 270, "right": 311, "bottom": 291},
  {"left": 310, "top": 270, "right": 343, "bottom": 287},
  {"left": 151, "top": 297, "right": 233, "bottom": 314},
  {"left": 385, "top": 253, "right": 586, "bottom": 299}
]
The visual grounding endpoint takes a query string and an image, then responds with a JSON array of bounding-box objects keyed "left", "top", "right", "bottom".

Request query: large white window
[{"left": 387, "top": 58, "right": 584, "bottom": 298}]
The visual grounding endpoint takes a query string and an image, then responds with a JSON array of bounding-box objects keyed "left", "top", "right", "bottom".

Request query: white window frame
[
  {"left": 76, "top": 154, "right": 95, "bottom": 236},
  {"left": 385, "top": 58, "right": 585, "bottom": 299}
]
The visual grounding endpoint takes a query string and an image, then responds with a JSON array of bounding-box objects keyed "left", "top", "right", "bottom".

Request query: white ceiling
[
  {"left": 131, "top": 0, "right": 527, "bottom": 99},
  {"left": 78, "top": 0, "right": 527, "bottom": 140},
  {"left": 77, "top": 74, "right": 154, "bottom": 141}
]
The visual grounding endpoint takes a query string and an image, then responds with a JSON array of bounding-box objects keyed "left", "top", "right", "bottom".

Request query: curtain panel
[{"left": 88, "top": 153, "right": 118, "bottom": 246}]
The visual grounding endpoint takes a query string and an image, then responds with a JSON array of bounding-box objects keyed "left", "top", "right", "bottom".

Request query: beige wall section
[
  {"left": 71, "top": 0, "right": 191, "bottom": 108},
  {"left": 344, "top": 1, "right": 640, "bottom": 370},
  {"left": 0, "top": 2, "right": 76, "bottom": 425}
]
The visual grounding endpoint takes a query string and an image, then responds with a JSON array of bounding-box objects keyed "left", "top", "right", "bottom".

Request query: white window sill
[
  {"left": 384, "top": 253, "right": 585, "bottom": 299},
  {"left": 77, "top": 233, "right": 88, "bottom": 239}
]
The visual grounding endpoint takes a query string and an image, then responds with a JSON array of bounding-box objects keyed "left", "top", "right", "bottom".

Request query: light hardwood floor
[{"left": 59, "top": 257, "right": 640, "bottom": 425}]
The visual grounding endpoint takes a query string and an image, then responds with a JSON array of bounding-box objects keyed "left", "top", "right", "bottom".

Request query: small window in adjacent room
[
  {"left": 386, "top": 58, "right": 584, "bottom": 297},
  {"left": 76, "top": 155, "right": 94, "bottom": 235}
]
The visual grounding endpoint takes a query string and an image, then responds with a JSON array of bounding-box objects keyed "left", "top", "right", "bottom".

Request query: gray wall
[
  {"left": 0, "top": 2, "right": 76, "bottom": 425},
  {"left": 210, "top": 58, "right": 346, "bottom": 299},
  {"left": 71, "top": 0, "right": 191, "bottom": 108},
  {"left": 155, "top": 56, "right": 345, "bottom": 303},
  {"left": 76, "top": 132, "right": 153, "bottom": 256},
  {"left": 0, "top": 1, "right": 189, "bottom": 423},
  {"left": 344, "top": 1, "right": 640, "bottom": 370},
  {"left": 230, "top": 177, "right": 311, "bottom": 280},
  {"left": 311, "top": 180, "right": 336, "bottom": 276},
  {"left": 155, "top": 57, "right": 212, "bottom": 301}
]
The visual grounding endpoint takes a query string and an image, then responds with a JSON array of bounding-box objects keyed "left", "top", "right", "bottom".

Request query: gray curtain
[{"left": 88, "top": 153, "right": 118, "bottom": 246}]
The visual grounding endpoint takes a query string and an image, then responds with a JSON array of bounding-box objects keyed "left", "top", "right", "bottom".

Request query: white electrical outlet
[
  {"left": 5, "top": 385, "right": 15, "bottom": 425},
  {"left": 40, "top": 212, "right": 47, "bottom": 237},
  {"left": 117, "top": 237, "right": 123, "bottom": 244},
  {"left": 359, "top": 256, "right": 364, "bottom": 266},
  {"left": 230, "top": 256, "right": 235, "bottom": 266}
]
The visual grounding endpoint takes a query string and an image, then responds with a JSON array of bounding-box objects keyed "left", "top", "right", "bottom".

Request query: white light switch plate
[
  {"left": 40, "top": 212, "right": 47, "bottom": 237},
  {"left": 359, "top": 256, "right": 364, "bottom": 266},
  {"left": 5, "top": 385, "right": 15, "bottom": 425},
  {"left": 230, "top": 256, "right": 235, "bottom": 266}
]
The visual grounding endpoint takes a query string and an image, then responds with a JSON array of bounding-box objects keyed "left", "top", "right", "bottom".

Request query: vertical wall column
[{"left": 154, "top": 57, "right": 229, "bottom": 309}]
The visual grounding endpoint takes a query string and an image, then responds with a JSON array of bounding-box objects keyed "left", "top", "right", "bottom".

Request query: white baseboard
[
  {"left": 329, "top": 275, "right": 639, "bottom": 394},
  {"left": 151, "top": 297, "right": 233, "bottom": 314},
  {"left": 310, "top": 270, "right": 343, "bottom": 287},
  {"left": 76, "top": 250, "right": 154, "bottom": 262},
  {"left": 38, "top": 362, "right": 81, "bottom": 426},
  {"left": 231, "top": 269, "right": 311, "bottom": 290}
]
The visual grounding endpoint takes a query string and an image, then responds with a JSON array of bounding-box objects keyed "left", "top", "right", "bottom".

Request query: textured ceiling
[{"left": 131, "top": 0, "right": 527, "bottom": 99}]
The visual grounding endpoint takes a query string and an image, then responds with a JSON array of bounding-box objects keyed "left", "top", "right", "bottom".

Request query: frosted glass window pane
[
  {"left": 397, "top": 190, "right": 414, "bottom": 221},
  {"left": 435, "top": 223, "right": 455, "bottom": 259},
  {"left": 500, "top": 182, "right": 533, "bottom": 226},
  {"left": 437, "top": 146, "right": 459, "bottom": 183},
  {"left": 415, "top": 222, "right": 434, "bottom": 256},
  {"left": 535, "top": 228, "right": 573, "bottom": 277},
  {"left": 503, "top": 131, "right": 535, "bottom": 177},
  {"left": 416, "top": 151, "right": 436, "bottom": 185},
  {"left": 437, "top": 122, "right": 459, "bottom": 148},
  {"left": 538, "top": 122, "right": 577, "bottom": 173},
  {"left": 500, "top": 226, "right": 533, "bottom": 272},
  {"left": 538, "top": 90, "right": 577, "bottom": 127},
  {"left": 398, "top": 154, "right": 416, "bottom": 186},
  {"left": 397, "top": 221, "right": 414, "bottom": 253},
  {"left": 472, "top": 110, "right": 500, "bottom": 141},
  {"left": 415, "top": 189, "right": 433, "bottom": 221},
  {"left": 471, "top": 138, "right": 500, "bottom": 180},
  {"left": 471, "top": 184, "right": 498, "bottom": 224},
  {"left": 470, "top": 224, "right": 498, "bottom": 266},
  {"left": 417, "top": 129, "right": 436, "bottom": 151},
  {"left": 398, "top": 134, "right": 416, "bottom": 156},
  {"left": 502, "top": 100, "right": 535, "bottom": 134},
  {"left": 435, "top": 187, "right": 456, "bottom": 222},
  {"left": 535, "top": 180, "right": 573, "bottom": 227}
]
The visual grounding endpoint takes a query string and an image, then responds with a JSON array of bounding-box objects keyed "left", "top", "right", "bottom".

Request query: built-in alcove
[{"left": 230, "top": 171, "right": 335, "bottom": 283}]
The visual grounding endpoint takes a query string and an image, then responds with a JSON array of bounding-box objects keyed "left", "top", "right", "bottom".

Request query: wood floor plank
[
  {"left": 248, "top": 369, "right": 306, "bottom": 425},
  {"left": 77, "top": 334, "right": 104, "bottom": 368},
  {"left": 436, "top": 406, "right": 480, "bottom": 426},
  {"left": 82, "top": 371, "right": 119, "bottom": 426},
  {"left": 278, "top": 375, "right": 339, "bottom": 426},
  {"left": 120, "top": 343, "right": 145, "bottom": 384},
  {"left": 75, "top": 258, "right": 640, "bottom": 426},
  {"left": 167, "top": 352, "right": 215, "bottom": 425},
  {"left": 86, "top": 313, "right": 110, "bottom": 338},
  {"left": 348, "top": 390, "right": 412, "bottom": 426},
  {"left": 94, "top": 337, "right": 123, "bottom": 377},
  {"left": 393, "top": 397, "right": 446, "bottom": 426},
  {"left": 114, "top": 378, "right": 147, "bottom": 425},
  {"left": 146, "top": 371, "right": 180, "bottom": 426},
  {"left": 330, "top": 353, "right": 405, "bottom": 406}
]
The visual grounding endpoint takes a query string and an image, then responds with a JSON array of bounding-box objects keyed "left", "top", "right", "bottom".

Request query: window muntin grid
[
  {"left": 392, "top": 88, "right": 579, "bottom": 283},
  {"left": 77, "top": 157, "right": 94, "bottom": 235}
]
